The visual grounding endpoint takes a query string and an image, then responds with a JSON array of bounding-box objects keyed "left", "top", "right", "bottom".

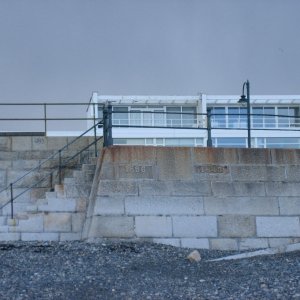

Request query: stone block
[
  {"left": 256, "top": 217, "right": 300, "bottom": 237},
  {"left": 0, "top": 189, "right": 9, "bottom": 205},
  {"left": 7, "top": 170, "right": 50, "bottom": 188},
  {"left": 60, "top": 232, "right": 81, "bottom": 241},
  {"left": 172, "top": 216, "right": 217, "bottom": 237},
  {"left": 99, "top": 163, "right": 116, "bottom": 180},
  {"left": 279, "top": 197, "right": 300, "bottom": 215},
  {"left": 32, "top": 137, "right": 47, "bottom": 151},
  {"left": 193, "top": 166, "right": 231, "bottom": 181},
  {"left": 0, "top": 216, "right": 6, "bottom": 225},
  {"left": 3, "top": 202, "right": 28, "bottom": 216},
  {"left": 0, "top": 151, "right": 17, "bottom": 160},
  {"left": 266, "top": 182, "right": 300, "bottom": 197},
  {"left": 12, "top": 160, "right": 40, "bottom": 170},
  {"left": 152, "top": 238, "right": 181, "bottom": 247},
  {"left": 138, "top": 181, "right": 172, "bottom": 196},
  {"left": 270, "top": 149, "right": 299, "bottom": 165},
  {"left": 0, "top": 226, "right": 8, "bottom": 233},
  {"left": 94, "top": 196, "right": 124, "bottom": 215},
  {"left": 237, "top": 148, "right": 271, "bottom": 164},
  {"left": 30, "top": 188, "right": 48, "bottom": 201},
  {"left": 64, "top": 183, "right": 80, "bottom": 197},
  {"left": 104, "top": 146, "right": 156, "bottom": 165},
  {"left": 18, "top": 150, "right": 54, "bottom": 160},
  {"left": 193, "top": 148, "right": 238, "bottom": 165},
  {"left": 98, "top": 180, "right": 138, "bottom": 196},
  {"left": 76, "top": 197, "right": 88, "bottom": 212},
  {"left": 171, "top": 181, "right": 211, "bottom": 196},
  {"left": 46, "top": 137, "right": 68, "bottom": 150},
  {"left": 125, "top": 196, "right": 204, "bottom": 215},
  {"left": 38, "top": 198, "right": 77, "bottom": 212},
  {"left": 72, "top": 213, "right": 85, "bottom": 232},
  {"left": 212, "top": 182, "right": 266, "bottom": 197},
  {"left": 285, "top": 165, "right": 300, "bottom": 181},
  {"left": 0, "top": 232, "right": 20, "bottom": 241},
  {"left": 210, "top": 238, "right": 238, "bottom": 250},
  {"left": 231, "top": 166, "right": 286, "bottom": 182},
  {"left": 268, "top": 237, "right": 300, "bottom": 248},
  {"left": 13, "top": 215, "right": 44, "bottom": 232},
  {"left": 157, "top": 147, "right": 193, "bottom": 180},
  {"left": 0, "top": 170, "right": 6, "bottom": 187},
  {"left": 7, "top": 218, "right": 17, "bottom": 226},
  {"left": 0, "top": 160, "right": 11, "bottom": 169},
  {"left": 0, "top": 137, "right": 11, "bottom": 151},
  {"left": 21, "top": 232, "right": 59, "bottom": 241},
  {"left": 218, "top": 215, "right": 256, "bottom": 238},
  {"left": 88, "top": 216, "right": 134, "bottom": 238},
  {"left": 181, "top": 238, "right": 210, "bottom": 249},
  {"left": 44, "top": 213, "right": 72, "bottom": 232},
  {"left": 118, "top": 164, "right": 156, "bottom": 180},
  {"left": 12, "top": 137, "right": 32, "bottom": 151},
  {"left": 239, "top": 238, "right": 269, "bottom": 250},
  {"left": 135, "top": 216, "right": 172, "bottom": 237},
  {"left": 204, "top": 196, "right": 279, "bottom": 215},
  {"left": 11, "top": 188, "right": 31, "bottom": 203}
]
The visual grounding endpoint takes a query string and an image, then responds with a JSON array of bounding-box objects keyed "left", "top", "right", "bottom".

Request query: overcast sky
[{"left": 0, "top": 0, "right": 300, "bottom": 103}]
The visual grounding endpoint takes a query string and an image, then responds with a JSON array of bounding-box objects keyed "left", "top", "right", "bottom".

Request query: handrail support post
[{"left": 10, "top": 183, "right": 14, "bottom": 219}]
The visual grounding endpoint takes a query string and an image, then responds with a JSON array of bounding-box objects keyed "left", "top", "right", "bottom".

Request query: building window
[
  {"left": 165, "top": 138, "right": 195, "bottom": 147},
  {"left": 166, "top": 107, "right": 181, "bottom": 127},
  {"left": 211, "top": 107, "right": 226, "bottom": 128},
  {"left": 213, "top": 137, "right": 247, "bottom": 148},
  {"left": 228, "top": 107, "right": 247, "bottom": 128},
  {"left": 257, "top": 137, "right": 300, "bottom": 149},
  {"left": 113, "top": 107, "right": 129, "bottom": 125}
]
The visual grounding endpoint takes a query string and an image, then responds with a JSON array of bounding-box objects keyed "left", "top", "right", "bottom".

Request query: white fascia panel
[
  {"left": 111, "top": 127, "right": 206, "bottom": 138},
  {"left": 206, "top": 95, "right": 300, "bottom": 105}
]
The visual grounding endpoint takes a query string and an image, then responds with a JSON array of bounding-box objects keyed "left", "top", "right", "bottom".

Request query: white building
[{"left": 90, "top": 92, "right": 300, "bottom": 149}]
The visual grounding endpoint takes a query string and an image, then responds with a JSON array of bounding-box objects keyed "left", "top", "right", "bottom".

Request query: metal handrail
[{"left": 0, "top": 120, "right": 103, "bottom": 218}]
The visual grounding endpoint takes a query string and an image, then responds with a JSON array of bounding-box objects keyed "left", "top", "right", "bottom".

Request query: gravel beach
[{"left": 0, "top": 241, "right": 299, "bottom": 299}]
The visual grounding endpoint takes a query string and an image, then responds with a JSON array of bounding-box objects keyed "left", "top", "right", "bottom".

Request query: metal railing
[
  {"left": 0, "top": 116, "right": 103, "bottom": 220},
  {"left": 0, "top": 103, "right": 103, "bottom": 218},
  {"left": 0, "top": 102, "right": 104, "bottom": 134},
  {"left": 102, "top": 109, "right": 300, "bottom": 147}
]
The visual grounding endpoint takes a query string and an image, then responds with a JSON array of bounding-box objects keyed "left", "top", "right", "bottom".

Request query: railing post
[
  {"left": 10, "top": 183, "right": 14, "bottom": 219},
  {"left": 207, "top": 108, "right": 213, "bottom": 147},
  {"left": 43, "top": 103, "right": 47, "bottom": 135},
  {"left": 58, "top": 150, "right": 62, "bottom": 185},
  {"left": 93, "top": 103, "right": 98, "bottom": 157},
  {"left": 103, "top": 104, "right": 113, "bottom": 147},
  {"left": 103, "top": 107, "right": 108, "bottom": 147},
  {"left": 107, "top": 104, "right": 113, "bottom": 146}
]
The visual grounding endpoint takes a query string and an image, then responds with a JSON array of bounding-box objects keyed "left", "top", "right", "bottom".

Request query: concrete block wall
[
  {"left": 84, "top": 146, "right": 300, "bottom": 250},
  {"left": 0, "top": 135, "right": 100, "bottom": 241},
  {"left": 0, "top": 136, "right": 96, "bottom": 211},
  {"left": 0, "top": 162, "right": 96, "bottom": 242}
]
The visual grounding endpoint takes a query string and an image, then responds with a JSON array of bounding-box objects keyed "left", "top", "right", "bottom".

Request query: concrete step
[
  {"left": 88, "top": 157, "right": 98, "bottom": 165},
  {"left": 82, "top": 164, "right": 96, "bottom": 172},
  {"left": 2, "top": 202, "right": 29, "bottom": 216},
  {"left": 73, "top": 170, "right": 95, "bottom": 183},
  {"left": 45, "top": 191, "right": 58, "bottom": 199},
  {"left": 55, "top": 184, "right": 64, "bottom": 197},
  {"left": 37, "top": 197, "right": 77, "bottom": 212}
]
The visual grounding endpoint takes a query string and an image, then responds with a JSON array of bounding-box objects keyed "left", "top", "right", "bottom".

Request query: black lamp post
[{"left": 238, "top": 80, "right": 251, "bottom": 148}]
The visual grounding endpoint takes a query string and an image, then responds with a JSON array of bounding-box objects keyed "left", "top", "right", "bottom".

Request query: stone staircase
[
  {"left": 0, "top": 157, "right": 98, "bottom": 242},
  {"left": 0, "top": 136, "right": 102, "bottom": 241}
]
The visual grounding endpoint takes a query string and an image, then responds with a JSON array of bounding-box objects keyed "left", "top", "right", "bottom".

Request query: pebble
[{"left": 0, "top": 241, "right": 299, "bottom": 299}]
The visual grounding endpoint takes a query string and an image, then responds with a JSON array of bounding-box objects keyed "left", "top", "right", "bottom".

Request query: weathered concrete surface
[
  {"left": 84, "top": 146, "right": 300, "bottom": 250},
  {"left": 0, "top": 135, "right": 99, "bottom": 242}
]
